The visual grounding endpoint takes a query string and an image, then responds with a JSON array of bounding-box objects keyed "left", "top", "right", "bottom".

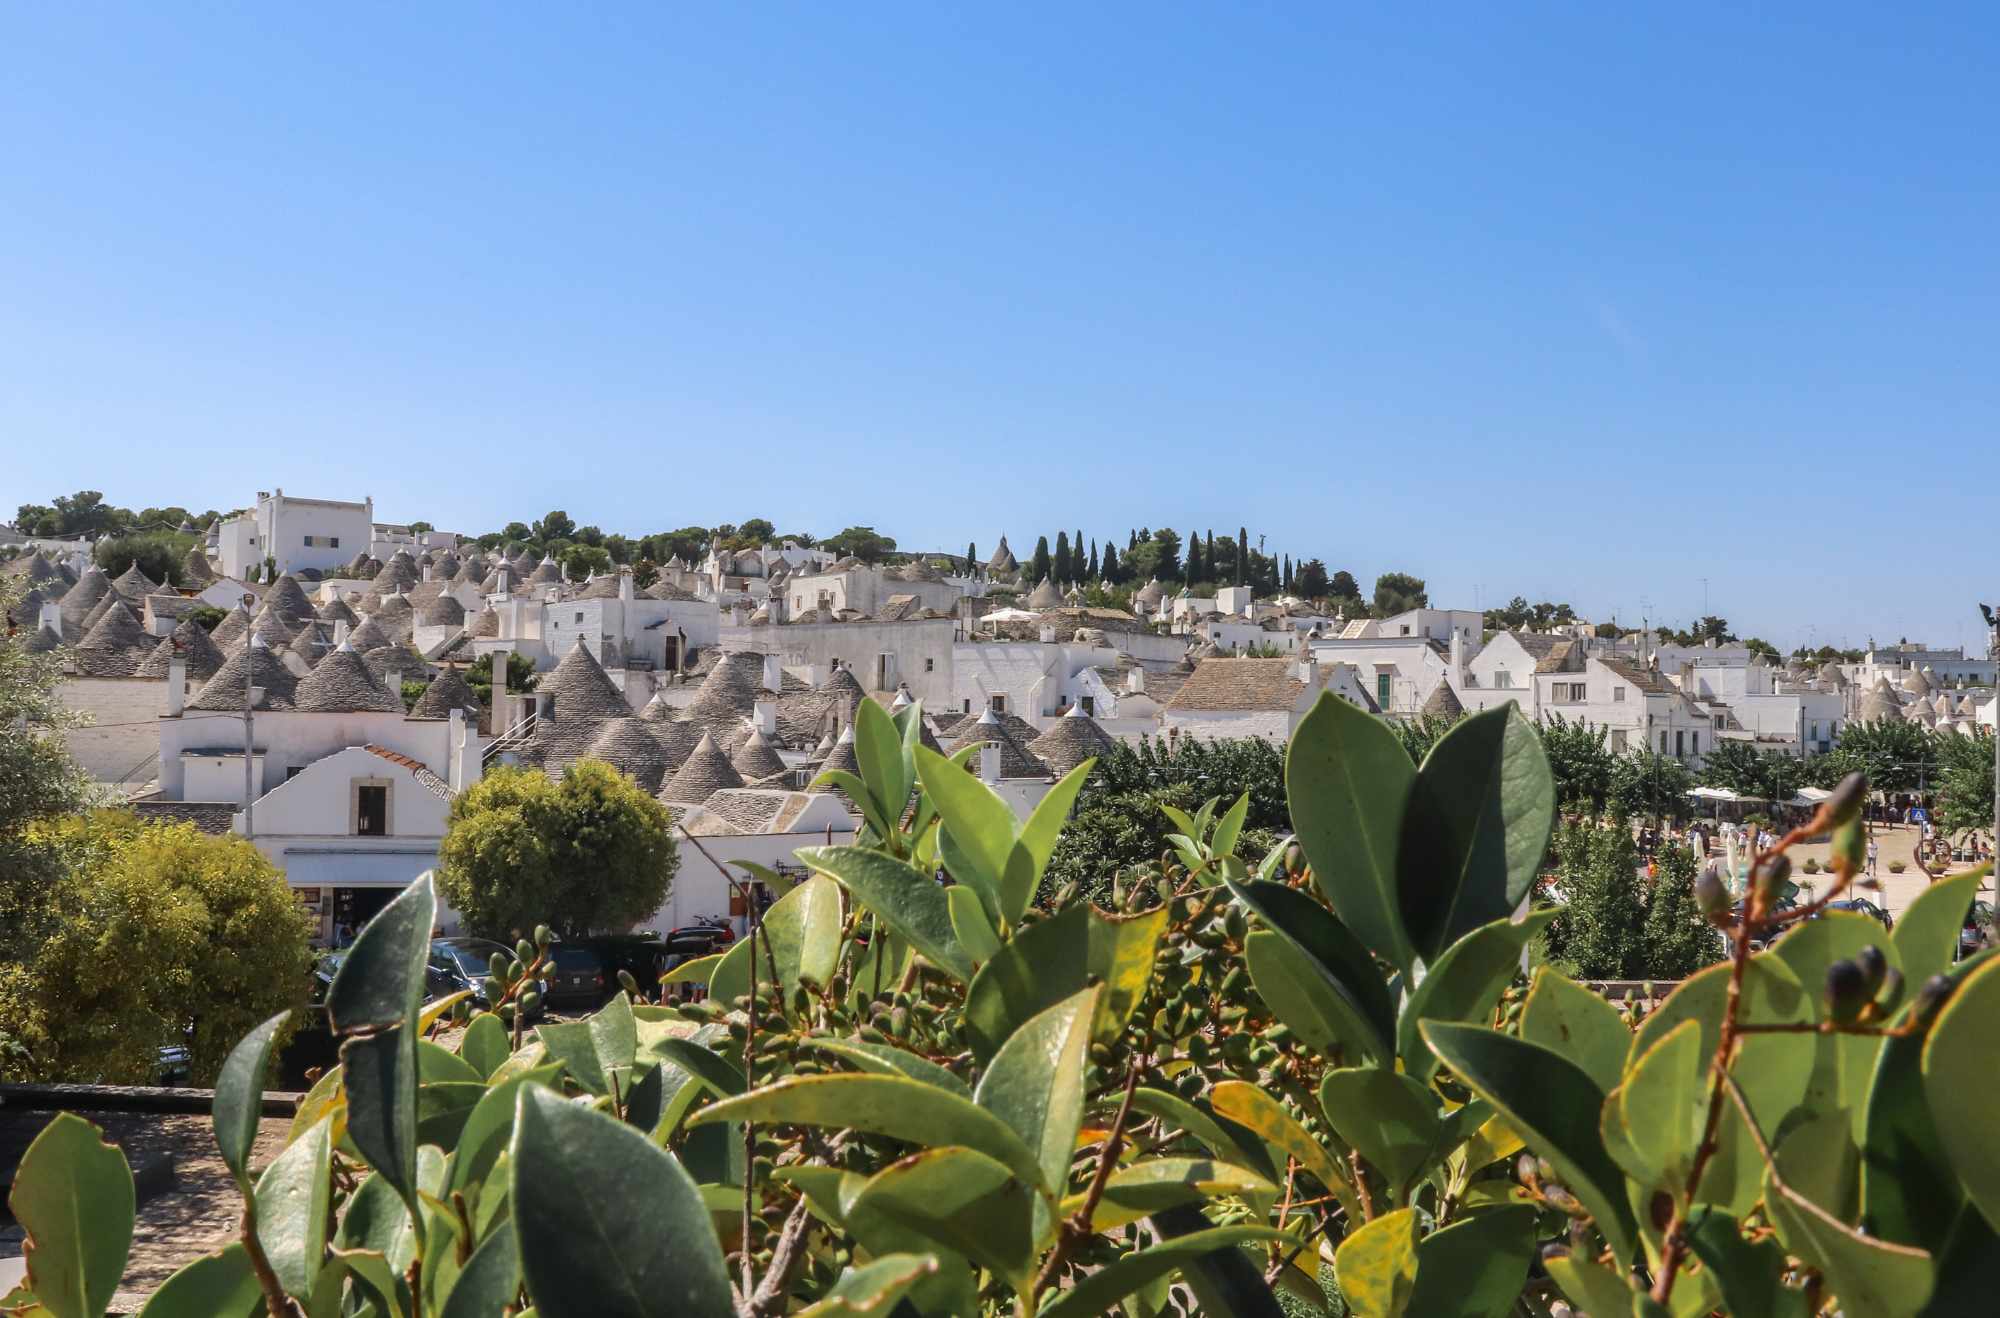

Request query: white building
[
  {"left": 1161, "top": 656, "right": 1326, "bottom": 744},
  {"left": 215, "top": 490, "right": 374, "bottom": 580}
]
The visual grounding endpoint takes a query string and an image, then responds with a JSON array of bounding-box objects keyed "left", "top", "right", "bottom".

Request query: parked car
[
  {"left": 663, "top": 915, "right": 735, "bottom": 960},
  {"left": 542, "top": 944, "right": 610, "bottom": 1011},
  {"left": 429, "top": 937, "right": 547, "bottom": 1020},
  {"left": 578, "top": 935, "right": 676, "bottom": 995}
]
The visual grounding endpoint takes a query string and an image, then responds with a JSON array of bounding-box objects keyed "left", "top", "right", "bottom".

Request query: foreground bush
[{"left": 5, "top": 697, "right": 1996, "bottom": 1316}]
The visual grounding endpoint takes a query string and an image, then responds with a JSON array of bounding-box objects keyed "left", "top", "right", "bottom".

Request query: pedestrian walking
[{"left": 1866, "top": 835, "right": 1879, "bottom": 879}]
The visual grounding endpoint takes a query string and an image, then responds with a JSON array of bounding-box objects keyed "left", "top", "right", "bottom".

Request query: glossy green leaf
[
  {"left": 1894, "top": 869, "right": 1986, "bottom": 986},
  {"left": 1602, "top": 1019, "right": 1704, "bottom": 1191},
  {"left": 587, "top": 991, "right": 639, "bottom": 1085},
  {"left": 962, "top": 900, "right": 1166, "bottom": 1063},
  {"left": 1765, "top": 1165, "right": 1933, "bottom": 1318},
  {"left": 793, "top": 1253, "right": 939, "bottom": 1316},
  {"left": 1543, "top": 1254, "right": 1636, "bottom": 1318},
  {"left": 1245, "top": 930, "right": 1387, "bottom": 1068},
  {"left": 9, "top": 1113, "right": 134, "bottom": 1318},
  {"left": 1773, "top": 909, "right": 1900, "bottom": 1135},
  {"left": 449, "top": 1067, "right": 562, "bottom": 1200},
  {"left": 1684, "top": 1209, "right": 1810, "bottom": 1318},
  {"left": 1334, "top": 1207, "right": 1420, "bottom": 1318},
  {"left": 1005, "top": 758, "right": 1094, "bottom": 920},
  {"left": 1210, "top": 1080, "right": 1352, "bottom": 1213},
  {"left": 458, "top": 1013, "right": 511, "bottom": 1081},
  {"left": 647, "top": 1037, "right": 746, "bottom": 1098},
  {"left": 661, "top": 951, "right": 722, "bottom": 987},
  {"left": 947, "top": 884, "right": 1002, "bottom": 963},
  {"left": 1209, "top": 790, "right": 1251, "bottom": 860},
  {"left": 795, "top": 875, "right": 843, "bottom": 987},
  {"left": 339, "top": 1023, "right": 421, "bottom": 1220},
  {"left": 1225, "top": 876, "right": 1397, "bottom": 1056},
  {"left": 1518, "top": 966, "right": 1631, "bottom": 1094},
  {"left": 1924, "top": 1202, "right": 2000, "bottom": 1318},
  {"left": 1286, "top": 690, "right": 1417, "bottom": 970},
  {"left": 288, "top": 1064, "right": 344, "bottom": 1146},
  {"left": 1406, "top": 1203, "right": 1537, "bottom": 1317},
  {"left": 1038, "top": 1225, "right": 1290, "bottom": 1318},
  {"left": 1421, "top": 1021, "right": 1637, "bottom": 1264},
  {"left": 212, "top": 1010, "right": 288, "bottom": 1191},
  {"left": 327, "top": 1247, "right": 407, "bottom": 1318},
  {"left": 1922, "top": 955, "right": 2000, "bottom": 1234},
  {"left": 853, "top": 698, "right": 915, "bottom": 836},
  {"left": 511, "top": 1086, "right": 733, "bottom": 1318},
  {"left": 130, "top": 1244, "right": 261, "bottom": 1318},
  {"left": 1863, "top": 1023, "right": 1961, "bottom": 1249},
  {"left": 1317, "top": 1068, "right": 1442, "bottom": 1201},
  {"left": 701, "top": 935, "right": 755, "bottom": 1008},
  {"left": 915, "top": 743, "right": 1017, "bottom": 915},
  {"left": 691, "top": 1074, "right": 1044, "bottom": 1190},
  {"left": 1125, "top": 1088, "right": 1277, "bottom": 1180},
  {"left": 1066, "top": 1157, "right": 1277, "bottom": 1231},
  {"left": 974, "top": 987, "right": 1098, "bottom": 1195},
  {"left": 1399, "top": 907, "right": 1559, "bottom": 1084},
  {"left": 806, "top": 1037, "right": 972, "bottom": 1097},
  {"left": 796, "top": 844, "right": 974, "bottom": 980},
  {"left": 253, "top": 1113, "right": 331, "bottom": 1299},
  {"left": 1629, "top": 953, "right": 1813, "bottom": 1213},
  {"left": 439, "top": 1225, "right": 520, "bottom": 1318},
  {"left": 328, "top": 871, "right": 436, "bottom": 1032},
  {"left": 1399, "top": 705, "right": 1554, "bottom": 962},
  {"left": 848, "top": 1146, "right": 1040, "bottom": 1291}
]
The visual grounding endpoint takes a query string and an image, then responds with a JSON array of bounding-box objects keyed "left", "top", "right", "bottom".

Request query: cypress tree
[
  {"left": 1031, "top": 536, "right": 1052, "bottom": 584},
  {"left": 1206, "top": 531, "right": 1217, "bottom": 582},
  {"left": 1283, "top": 555, "right": 1293, "bottom": 592},
  {"left": 1237, "top": 527, "right": 1249, "bottom": 587},
  {"left": 1073, "top": 529, "right": 1084, "bottom": 581},
  {"left": 1186, "top": 533, "right": 1205, "bottom": 585},
  {"left": 1054, "top": 531, "right": 1071, "bottom": 583},
  {"left": 1087, "top": 540, "right": 1099, "bottom": 580},
  {"left": 1128, "top": 529, "right": 1138, "bottom": 551},
  {"left": 1102, "top": 542, "right": 1120, "bottom": 584},
  {"left": 967, "top": 542, "right": 977, "bottom": 573}
]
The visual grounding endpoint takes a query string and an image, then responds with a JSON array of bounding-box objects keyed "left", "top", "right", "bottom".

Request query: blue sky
[{"left": 3, "top": 5, "right": 1994, "bottom": 652}]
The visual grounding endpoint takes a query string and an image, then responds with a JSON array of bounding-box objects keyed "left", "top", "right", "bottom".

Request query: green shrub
[{"left": 6, "top": 696, "right": 1990, "bottom": 1318}]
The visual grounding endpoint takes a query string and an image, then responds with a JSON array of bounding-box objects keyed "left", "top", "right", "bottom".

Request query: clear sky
[{"left": 3, "top": 5, "right": 1994, "bottom": 652}]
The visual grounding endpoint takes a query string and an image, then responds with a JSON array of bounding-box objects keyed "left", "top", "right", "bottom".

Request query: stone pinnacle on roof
[
  {"left": 296, "top": 642, "right": 403, "bottom": 713},
  {"left": 658, "top": 731, "right": 745, "bottom": 803},
  {"left": 410, "top": 667, "right": 484, "bottom": 720},
  {"left": 109, "top": 562, "right": 158, "bottom": 600}
]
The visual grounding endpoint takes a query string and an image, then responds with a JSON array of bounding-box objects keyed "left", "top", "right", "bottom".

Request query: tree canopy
[{"left": 438, "top": 760, "right": 679, "bottom": 940}]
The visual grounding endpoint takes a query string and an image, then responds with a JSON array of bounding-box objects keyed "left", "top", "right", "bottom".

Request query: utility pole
[
  {"left": 1985, "top": 604, "right": 1999, "bottom": 855},
  {"left": 242, "top": 593, "right": 258, "bottom": 840}
]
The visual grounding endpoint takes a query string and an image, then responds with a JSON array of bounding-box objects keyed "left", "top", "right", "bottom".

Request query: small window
[
  {"left": 1612, "top": 687, "right": 1625, "bottom": 702},
  {"left": 303, "top": 535, "right": 314, "bottom": 546},
  {"left": 329, "top": 537, "right": 339, "bottom": 548},
  {"left": 989, "top": 694, "right": 1007, "bottom": 713},
  {"left": 356, "top": 785, "right": 388, "bottom": 837},
  {"left": 924, "top": 658, "right": 935, "bottom": 672},
  {"left": 1080, "top": 695, "right": 1095, "bottom": 715},
  {"left": 963, "top": 699, "right": 972, "bottom": 713},
  {"left": 1660, "top": 731, "right": 1669, "bottom": 753},
  {"left": 285, "top": 765, "right": 303, "bottom": 781},
  {"left": 1691, "top": 732, "right": 1700, "bottom": 755},
  {"left": 574, "top": 611, "right": 583, "bottom": 623},
  {"left": 1377, "top": 673, "right": 1391, "bottom": 707}
]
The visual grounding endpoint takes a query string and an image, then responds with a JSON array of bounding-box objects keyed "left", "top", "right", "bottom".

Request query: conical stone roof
[
  {"left": 181, "top": 547, "right": 216, "bottom": 584},
  {"left": 286, "top": 621, "right": 332, "bottom": 668},
  {"left": 346, "top": 616, "right": 393, "bottom": 653},
  {"left": 950, "top": 709, "right": 1047, "bottom": 779},
  {"left": 820, "top": 724, "right": 860, "bottom": 776},
  {"left": 1027, "top": 577, "right": 1062, "bottom": 610},
  {"left": 410, "top": 667, "right": 483, "bottom": 720},
  {"left": 986, "top": 537, "right": 1018, "bottom": 574},
  {"left": 23, "top": 623, "right": 63, "bottom": 653},
  {"left": 586, "top": 718, "right": 674, "bottom": 793},
  {"left": 68, "top": 599, "right": 152, "bottom": 676},
  {"left": 362, "top": 643, "right": 427, "bottom": 682},
  {"left": 1028, "top": 707, "right": 1115, "bottom": 777},
  {"left": 418, "top": 593, "right": 466, "bottom": 628},
  {"left": 59, "top": 568, "right": 112, "bottom": 641},
  {"left": 1421, "top": 680, "right": 1465, "bottom": 719},
  {"left": 296, "top": 643, "right": 402, "bottom": 713},
  {"left": 187, "top": 636, "right": 300, "bottom": 711},
  {"left": 539, "top": 638, "right": 632, "bottom": 722},
  {"left": 527, "top": 556, "right": 564, "bottom": 587},
  {"left": 245, "top": 603, "right": 297, "bottom": 649},
  {"left": 317, "top": 597, "right": 360, "bottom": 627},
  {"left": 136, "top": 618, "right": 228, "bottom": 681},
  {"left": 732, "top": 728, "right": 789, "bottom": 782},
  {"left": 110, "top": 562, "right": 158, "bottom": 600},
  {"left": 658, "top": 732, "right": 744, "bottom": 803},
  {"left": 209, "top": 604, "right": 253, "bottom": 649},
  {"left": 262, "top": 575, "right": 314, "bottom": 623},
  {"left": 685, "top": 651, "right": 766, "bottom": 726}
]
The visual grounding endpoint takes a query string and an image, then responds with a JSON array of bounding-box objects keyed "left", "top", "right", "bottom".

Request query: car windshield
[
  {"left": 551, "top": 947, "right": 600, "bottom": 972},
  {"left": 435, "top": 940, "right": 508, "bottom": 972}
]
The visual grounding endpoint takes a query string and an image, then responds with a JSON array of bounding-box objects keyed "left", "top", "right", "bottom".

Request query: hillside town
[{"left": 6, "top": 486, "right": 1994, "bottom": 945}]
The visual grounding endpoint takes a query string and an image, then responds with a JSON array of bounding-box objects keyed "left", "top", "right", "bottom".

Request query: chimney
[
  {"left": 1039, "top": 624, "right": 1057, "bottom": 644},
  {"left": 38, "top": 599, "right": 60, "bottom": 633},
  {"left": 803, "top": 662, "right": 824, "bottom": 688},
  {"left": 762, "top": 653, "right": 784, "bottom": 693},
  {"left": 494, "top": 565, "right": 511, "bottom": 597},
  {"left": 165, "top": 655, "right": 187, "bottom": 717},
  {"left": 422, "top": 564, "right": 434, "bottom": 583},
  {"left": 754, "top": 698, "right": 777, "bottom": 736},
  {"left": 978, "top": 741, "right": 1001, "bottom": 783},
  {"left": 1449, "top": 630, "right": 1465, "bottom": 684},
  {"left": 384, "top": 668, "right": 401, "bottom": 701},
  {"left": 618, "top": 571, "right": 634, "bottom": 602},
  {"left": 333, "top": 620, "right": 349, "bottom": 648},
  {"left": 534, "top": 689, "right": 555, "bottom": 722},
  {"left": 447, "top": 707, "right": 465, "bottom": 792}
]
